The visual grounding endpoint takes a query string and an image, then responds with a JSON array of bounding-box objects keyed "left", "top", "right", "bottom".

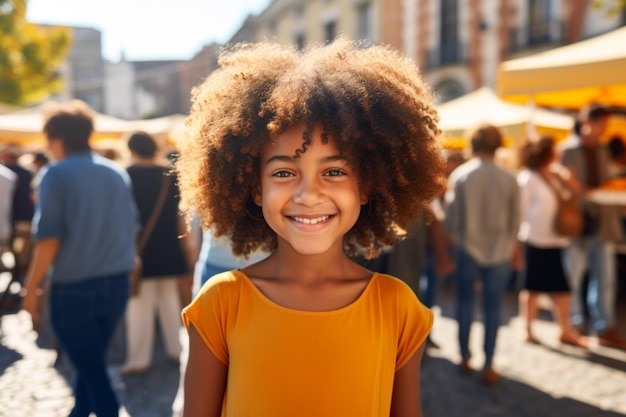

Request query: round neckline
[{"left": 233, "top": 269, "right": 378, "bottom": 315}]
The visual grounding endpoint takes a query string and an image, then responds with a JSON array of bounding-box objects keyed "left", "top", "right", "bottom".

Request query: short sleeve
[
  {"left": 182, "top": 271, "right": 240, "bottom": 365},
  {"left": 33, "top": 168, "right": 66, "bottom": 240},
  {"left": 395, "top": 282, "right": 434, "bottom": 370}
]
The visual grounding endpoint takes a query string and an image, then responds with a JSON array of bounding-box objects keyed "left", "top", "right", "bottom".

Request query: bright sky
[{"left": 26, "top": 0, "right": 271, "bottom": 62}]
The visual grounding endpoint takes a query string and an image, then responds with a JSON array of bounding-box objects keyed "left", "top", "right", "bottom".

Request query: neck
[
  {"left": 265, "top": 243, "right": 357, "bottom": 283},
  {"left": 131, "top": 155, "right": 157, "bottom": 166},
  {"left": 580, "top": 135, "right": 598, "bottom": 148},
  {"left": 473, "top": 152, "right": 494, "bottom": 161}
]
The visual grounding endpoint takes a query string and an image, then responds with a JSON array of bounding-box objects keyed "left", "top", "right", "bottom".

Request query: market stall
[
  {"left": 437, "top": 87, "right": 574, "bottom": 149},
  {"left": 0, "top": 105, "right": 186, "bottom": 149},
  {"left": 497, "top": 26, "right": 626, "bottom": 110}
]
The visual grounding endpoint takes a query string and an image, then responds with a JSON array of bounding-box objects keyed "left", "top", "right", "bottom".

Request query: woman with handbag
[
  {"left": 122, "top": 132, "right": 191, "bottom": 374},
  {"left": 517, "top": 136, "right": 588, "bottom": 348}
]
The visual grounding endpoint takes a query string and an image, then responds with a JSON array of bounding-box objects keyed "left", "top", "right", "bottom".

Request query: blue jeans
[
  {"left": 50, "top": 272, "right": 129, "bottom": 417},
  {"left": 564, "top": 236, "right": 616, "bottom": 333},
  {"left": 454, "top": 248, "right": 510, "bottom": 369}
]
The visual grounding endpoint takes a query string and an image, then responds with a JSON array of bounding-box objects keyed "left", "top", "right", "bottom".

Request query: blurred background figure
[
  {"left": 122, "top": 132, "right": 191, "bottom": 375},
  {"left": 517, "top": 136, "right": 588, "bottom": 348},
  {"left": 560, "top": 106, "right": 626, "bottom": 349},
  {"left": 93, "top": 139, "right": 129, "bottom": 165},
  {"left": 17, "top": 150, "right": 51, "bottom": 175},
  {"left": 0, "top": 144, "right": 35, "bottom": 285},
  {"left": 606, "top": 135, "right": 626, "bottom": 178},
  {"left": 445, "top": 123, "right": 521, "bottom": 385},
  {"left": 411, "top": 149, "right": 466, "bottom": 349},
  {"left": 444, "top": 150, "right": 467, "bottom": 178},
  {"left": 192, "top": 228, "right": 267, "bottom": 296},
  {"left": 0, "top": 163, "right": 16, "bottom": 254},
  {"left": 32, "top": 151, "right": 50, "bottom": 172},
  {"left": 0, "top": 162, "right": 16, "bottom": 315},
  {"left": 21, "top": 100, "right": 138, "bottom": 417}
]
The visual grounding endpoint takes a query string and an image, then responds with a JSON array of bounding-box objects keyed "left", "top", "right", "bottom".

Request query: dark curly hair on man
[{"left": 175, "top": 38, "right": 445, "bottom": 258}]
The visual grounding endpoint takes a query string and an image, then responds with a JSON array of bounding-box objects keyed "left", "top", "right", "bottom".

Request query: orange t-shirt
[{"left": 182, "top": 270, "right": 433, "bottom": 417}]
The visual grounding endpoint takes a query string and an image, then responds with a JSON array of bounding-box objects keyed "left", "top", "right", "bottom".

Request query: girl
[{"left": 175, "top": 39, "right": 445, "bottom": 417}]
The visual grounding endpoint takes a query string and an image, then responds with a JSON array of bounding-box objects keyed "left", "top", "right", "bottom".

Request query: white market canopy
[
  {"left": 437, "top": 87, "right": 574, "bottom": 146},
  {"left": 0, "top": 104, "right": 186, "bottom": 147}
]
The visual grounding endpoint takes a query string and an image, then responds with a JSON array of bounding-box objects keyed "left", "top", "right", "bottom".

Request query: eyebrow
[{"left": 264, "top": 154, "right": 349, "bottom": 165}]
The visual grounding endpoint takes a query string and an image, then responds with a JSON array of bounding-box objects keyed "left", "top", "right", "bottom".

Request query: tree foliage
[
  {"left": 592, "top": 0, "right": 626, "bottom": 15},
  {"left": 0, "top": 0, "right": 71, "bottom": 105}
]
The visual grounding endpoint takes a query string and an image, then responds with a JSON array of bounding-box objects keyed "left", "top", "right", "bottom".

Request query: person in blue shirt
[{"left": 22, "top": 100, "right": 139, "bottom": 417}]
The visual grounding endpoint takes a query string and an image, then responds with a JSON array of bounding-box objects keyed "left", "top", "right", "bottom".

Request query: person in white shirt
[
  {"left": 517, "top": 136, "right": 588, "bottom": 348},
  {"left": 0, "top": 164, "right": 17, "bottom": 246}
]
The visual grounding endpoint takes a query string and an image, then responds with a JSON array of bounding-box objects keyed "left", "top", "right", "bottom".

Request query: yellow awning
[{"left": 498, "top": 26, "right": 626, "bottom": 109}]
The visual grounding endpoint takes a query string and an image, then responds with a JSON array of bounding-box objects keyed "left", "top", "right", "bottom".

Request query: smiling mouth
[{"left": 290, "top": 215, "right": 331, "bottom": 225}]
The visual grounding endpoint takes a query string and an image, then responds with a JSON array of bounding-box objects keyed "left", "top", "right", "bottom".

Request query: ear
[
  {"left": 359, "top": 182, "right": 369, "bottom": 205},
  {"left": 252, "top": 184, "right": 262, "bottom": 207}
]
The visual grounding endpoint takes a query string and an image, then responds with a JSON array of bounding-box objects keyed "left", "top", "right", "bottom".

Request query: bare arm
[
  {"left": 22, "top": 238, "right": 59, "bottom": 325},
  {"left": 390, "top": 342, "right": 426, "bottom": 417},
  {"left": 183, "top": 323, "right": 228, "bottom": 417}
]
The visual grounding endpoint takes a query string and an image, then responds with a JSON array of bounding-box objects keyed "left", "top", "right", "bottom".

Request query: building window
[
  {"left": 528, "top": 0, "right": 551, "bottom": 46},
  {"left": 440, "top": 0, "right": 460, "bottom": 64},
  {"left": 355, "top": 2, "right": 372, "bottom": 41},
  {"left": 434, "top": 79, "right": 465, "bottom": 103},
  {"left": 324, "top": 20, "right": 336, "bottom": 42}
]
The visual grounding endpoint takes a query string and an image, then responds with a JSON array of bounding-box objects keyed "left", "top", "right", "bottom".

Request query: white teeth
[{"left": 292, "top": 216, "right": 330, "bottom": 225}]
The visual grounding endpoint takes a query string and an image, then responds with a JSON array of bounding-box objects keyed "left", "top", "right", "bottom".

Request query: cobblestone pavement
[
  {"left": 1, "top": 276, "right": 625, "bottom": 417},
  {"left": 423, "top": 286, "right": 626, "bottom": 417}
]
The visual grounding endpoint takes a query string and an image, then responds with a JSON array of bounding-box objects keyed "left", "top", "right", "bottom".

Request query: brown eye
[
  {"left": 324, "top": 168, "right": 346, "bottom": 177},
  {"left": 272, "top": 170, "right": 294, "bottom": 178}
]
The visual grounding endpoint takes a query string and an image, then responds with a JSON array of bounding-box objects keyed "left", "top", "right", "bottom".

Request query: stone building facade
[{"left": 231, "top": 0, "right": 625, "bottom": 103}]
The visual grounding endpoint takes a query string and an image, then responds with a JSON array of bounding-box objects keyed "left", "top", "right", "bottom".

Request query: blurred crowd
[{"left": 1, "top": 100, "right": 626, "bottom": 415}]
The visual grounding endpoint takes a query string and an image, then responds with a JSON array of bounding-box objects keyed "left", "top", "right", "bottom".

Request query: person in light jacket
[{"left": 445, "top": 123, "right": 521, "bottom": 385}]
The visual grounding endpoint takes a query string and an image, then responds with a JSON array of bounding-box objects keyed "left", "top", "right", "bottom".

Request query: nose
[{"left": 293, "top": 176, "right": 323, "bottom": 207}]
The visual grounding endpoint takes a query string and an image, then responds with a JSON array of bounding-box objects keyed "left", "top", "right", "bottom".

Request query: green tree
[{"left": 0, "top": 0, "right": 71, "bottom": 105}]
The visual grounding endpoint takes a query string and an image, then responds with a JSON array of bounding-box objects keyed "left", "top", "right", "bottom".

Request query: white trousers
[{"left": 123, "top": 277, "right": 182, "bottom": 369}]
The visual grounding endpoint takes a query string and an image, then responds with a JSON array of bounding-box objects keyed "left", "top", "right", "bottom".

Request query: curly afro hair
[{"left": 175, "top": 38, "right": 445, "bottom": 258}]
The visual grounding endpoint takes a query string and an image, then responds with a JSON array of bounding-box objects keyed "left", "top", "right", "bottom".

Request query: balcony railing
[{"left": 508, "top": 20, "right": 563, "bottom": 53}]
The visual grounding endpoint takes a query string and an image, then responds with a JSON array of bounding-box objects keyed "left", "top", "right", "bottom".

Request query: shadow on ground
[
  {"left": 0, "top": 342, "right": 22, "bottom": 375},
  {"left": 421, "top": 356, "right": 624, "bottom": 417}
]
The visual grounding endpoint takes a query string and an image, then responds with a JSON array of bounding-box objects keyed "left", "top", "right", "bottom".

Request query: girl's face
[{"left": 254, "top": 124, "right": 367, "bottom": 257}]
